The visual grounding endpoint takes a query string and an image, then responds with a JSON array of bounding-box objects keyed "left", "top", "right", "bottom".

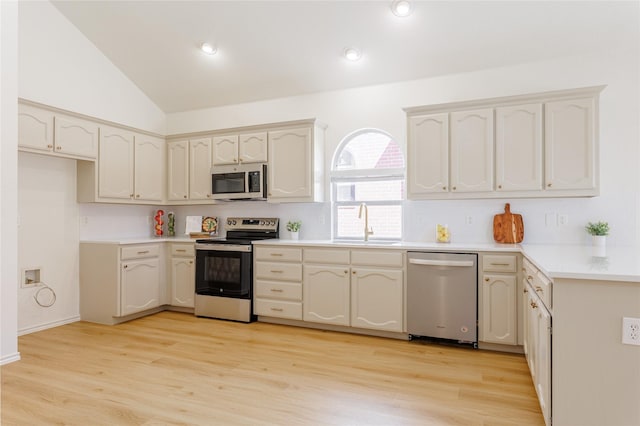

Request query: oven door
[{"left": 195, "top": 245, "right": 252, "bottom": 299}]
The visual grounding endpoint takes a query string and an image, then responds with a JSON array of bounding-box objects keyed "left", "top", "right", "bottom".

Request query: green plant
[
  {"left": 585, "top": 221, "right": 609, "bottom": 236},
  {"left": 286, "top": 220, "right": 301, "bottom": 232}
]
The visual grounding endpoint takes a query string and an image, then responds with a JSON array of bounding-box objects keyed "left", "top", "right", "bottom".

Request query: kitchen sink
[{"left": 330, "top": 240, "right": 402, "bottom": 246}]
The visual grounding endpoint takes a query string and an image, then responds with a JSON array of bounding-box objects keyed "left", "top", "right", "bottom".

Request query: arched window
[{"left": 331, "top": 129, "right": 405, "bottom": 241}]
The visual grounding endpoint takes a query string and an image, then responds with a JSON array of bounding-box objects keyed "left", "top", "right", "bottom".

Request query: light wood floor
[{"left": 1, "top": 311, "right": 544, "bottom": 425}]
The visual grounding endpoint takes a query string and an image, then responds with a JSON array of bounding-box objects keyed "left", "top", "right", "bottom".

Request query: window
[{"left": 331, "top": 129, "right": 405, "bottom": 240}]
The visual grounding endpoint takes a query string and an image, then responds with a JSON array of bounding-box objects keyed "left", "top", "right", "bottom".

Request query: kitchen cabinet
[
  {"left": 303, "top": 248, "right": 351, "bottom": 326},
  {"left": 212, "top": 132, "right": 267, "bottom": 166},
  {"left": 480, "top": 254, "right": 519, "bottom": 346},
  {"left": 166, "top": 138, "right": 215, "bottom": 203},
  {"left": 78, "top": 126, "right": 165, "bottom": 204},
  {"left": 407, "top": 113, "right": 449, "bottom": 196},
  {"left": 18, "top": 103, "right": 98, "bottom": 160},
  {"left": 267, "top": 122, "right": 325, "bottom": 203},
  {"left": 495, "top": 103, "right": 543, "bottom": 192},
  {"left": 404, "top": 85, "right": 604, "bottom": 199},
  {"left": 254, "top": 246, "right": 303, "bottom": 320},
  {"left": 545, "top": 97, "right": 596, "bottom": 191},
  {"left": 350, "top": 250, "right": 404, "bottom": 333},
  {"left": 169, "top": 243, "right": 195, "bottom": 308},
  {"left": 450, "top": 108, "right": 494, "bottom": 193},
  {"left": 79, "top": 242, "right": 164, "bottom": 325},
  {"left": 523, "top": 256, "right": 552, "bottom": 426}
]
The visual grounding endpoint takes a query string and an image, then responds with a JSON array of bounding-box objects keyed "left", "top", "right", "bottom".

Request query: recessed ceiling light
[
  {"left": 200, "top": 42, "right": 217, "bottom": 55},
  {"left": 344, "top": 47, "right": 362, "bottom": 62},
  {"left": 391, "top": 0, "right": 413, "bottom": 17}
]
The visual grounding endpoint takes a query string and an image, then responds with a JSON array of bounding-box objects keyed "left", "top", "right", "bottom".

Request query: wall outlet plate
[{"left": 622, "top": 317, "right": 640, "bottom": 346}]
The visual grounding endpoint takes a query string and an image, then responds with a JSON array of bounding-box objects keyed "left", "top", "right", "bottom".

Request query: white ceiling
[{"left": 51, "top": 1, "right": 638, "bottom": 114}]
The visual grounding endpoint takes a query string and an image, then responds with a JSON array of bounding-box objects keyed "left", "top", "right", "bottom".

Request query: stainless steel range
[{"left": 195, "top": 217, "right": 279, "bottom": 322}]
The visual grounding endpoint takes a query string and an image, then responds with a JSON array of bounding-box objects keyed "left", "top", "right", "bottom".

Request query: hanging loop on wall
[{"left": 34, "top": 282, "right": 57, "bottom": 308}]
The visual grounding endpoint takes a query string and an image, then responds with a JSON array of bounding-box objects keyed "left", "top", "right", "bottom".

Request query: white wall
[
  {"left": 1, "top": 0, "right": 20, "bottom": 365},
  {"left": 15, "top": 1, "right": 167, "bottom": 336},
  {"left": 18, "top": 1, "right": 166, "bottom": 134},
  {"left": 166, "top": 47, "right": 640, "bottom": 247}
]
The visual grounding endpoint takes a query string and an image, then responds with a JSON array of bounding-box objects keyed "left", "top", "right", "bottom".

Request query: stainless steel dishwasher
[{"left": 407, "top": 251, "right": 478, "bottom": 346}]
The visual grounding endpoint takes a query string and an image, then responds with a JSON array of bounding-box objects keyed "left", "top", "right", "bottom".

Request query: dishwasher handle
[{"left": 409, "top": 258, "right": 474, "bottom": 267}]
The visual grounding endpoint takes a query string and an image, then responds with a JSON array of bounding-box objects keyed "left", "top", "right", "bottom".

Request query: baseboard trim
[
  {"left": 18, "top": 315, "right": 81, "bottom": 336},
  {"left": 1, "top": 352, "right": 21, "bottom": 365}
]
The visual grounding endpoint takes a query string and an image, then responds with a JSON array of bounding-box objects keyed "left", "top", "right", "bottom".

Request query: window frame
[{"left": 330, "top": 128, "right": 406, "bottom": 242}]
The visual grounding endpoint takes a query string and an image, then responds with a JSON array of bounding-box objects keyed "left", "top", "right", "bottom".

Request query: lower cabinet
[
  {"left": 479, "top": 254, "right": 519, "bottom": 345},
  {"left": 303, "top": 264, "right": 350, "bottom": 326},
  {"left": 350, "top": 267, "right": 404, "bottom": 332},
  {"left": 80, "top": 242, "right": 163, "bottom": 325},
  {"left": 169, "top": 243, "right": 195, "bottom": 308},
  {"left": 254, "top": 246, "right": 303, "bottom": 319}
]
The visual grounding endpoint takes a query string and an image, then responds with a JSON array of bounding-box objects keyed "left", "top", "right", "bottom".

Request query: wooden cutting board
[{"left": 493, "top": 203, "right": 524, "bottom": 243}]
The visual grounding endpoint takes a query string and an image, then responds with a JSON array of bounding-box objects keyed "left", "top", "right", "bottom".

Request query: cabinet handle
[
  {"left": 484, "top": 277, "right": 490, "bottom": 282},
  {"left": 344, "top": 270, "right": 348, "bottom": 274},
  {"left": 56, "top": 146, "right": 62, "bottom": 150},
  {"left": 547, "top": 183, "right": 552, "bottom": 188},
  {"left": 270, "top": 253, "right": 283, "bottom": 257},
  {"left": 270, "top": 307, "right": 284, "bottom": 312},
  {"left": 535, "top": 286, "right": 543, "bottom": 293},
  {"left": 527, "top": 275, "right": 533, "bottom": 282},
  {"left": 123, "top": 264, "right": 128, "bottom": 269},
  {"left": 490, "top": 263, "right": 510, "bottom": 266},
  {"left": 183, "top": 195, "right": 187, "bottom": 199},
  {"left": 47, "top": 144, "right": 53, "bottom": 149},
  {"left": 206, "top": 194, "right": 211, "bottom": 198},
  {"left": 135, "top": 194, "right": 140, "bottom": 198},
  {"left": 452, "top": 186, "right": 457, "bottom": 190},
  {"left": 530, "top": 301, "right": 538, "bottom": 309},
  {"left": 498, "top": 185, "right": 502, "bottom": 189},
  {"left": 239, "top": 158, "right": 243, "bottom": 162},
  {"left": 523, "top": 288, "right": 528, "bottom": 293},
  {"left": 270, "top": 270, "right": 284, "bottom": 273},
  {"left": 176, "top": 249, "right": 186, "bottom": 252},
  {"left": 189, "top": 261, "right": 193, "bottom": 264},
  {"left": 270, "top": 288, "right": 283, "bottom": 293},
  {"left": 352, "top": 271, "right": 356, "bottom": 275},
  {"left": 442, "top": 186, "right": 447, "bottom": 191},
  {"left": 137, "top": 250, "right": 150, "bottom": 254}
]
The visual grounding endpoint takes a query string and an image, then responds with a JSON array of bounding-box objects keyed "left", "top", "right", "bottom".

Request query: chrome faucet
[{"left": 358, "top": 202, "right": 374, "bottom": 242}]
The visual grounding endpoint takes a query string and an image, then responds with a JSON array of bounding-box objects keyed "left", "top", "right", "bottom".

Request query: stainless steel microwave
[{"left": 211, "top": 163, "right": 267, "bottom": 200}]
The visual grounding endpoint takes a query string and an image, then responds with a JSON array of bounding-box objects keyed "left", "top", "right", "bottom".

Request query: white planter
[
  {"left": 290, "top": 231, "right": 299, "bottom": 240},
  {"left": 592, "top": 235, "right": 606, "bottom": 247}
]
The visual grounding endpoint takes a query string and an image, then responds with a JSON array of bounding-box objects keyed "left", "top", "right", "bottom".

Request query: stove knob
[
  {"left": 227, "top": 220, "right": 232, "bottom": 226},
  {"left": 260, "top": 220, "right": 265, "bottom": 226},
  {"left": 232, "top": 220, "right": 237, "bottom": 225}
]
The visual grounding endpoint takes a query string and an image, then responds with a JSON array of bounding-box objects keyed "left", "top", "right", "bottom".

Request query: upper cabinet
[
  {"left": 212, "top": 132, "right": 267, "bottom": 166},
  {"left": 167, "top": 140, "right": 189, "bottom": 201},
  {"left": 545, "top": 97, "right": 596, "bottom": 191},
  {"left": 405, "top": 85, "right": 604, "bottom": 199},
  {"left": 267, "top": 121, "right": 325, "bottom": 203},
  {"left": 189, "top": 137, "right": 213, "bottom": 200},
  {"left": 19, "top": 103, "right": 98, "bottom": 160},
  {"left": 166, "top": 138, "right": 215, "bottom": 204}
]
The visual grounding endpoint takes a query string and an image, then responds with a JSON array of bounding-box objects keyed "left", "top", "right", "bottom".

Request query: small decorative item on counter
[
  {"left": 154, "top": 209, "right": 165, "bottom": 237},
  {"left": 493, "top": 203, "right": 524, "bottom": 243},
  {"left": 436, "top": 224, "right": 450, "bottom": 243},
  {"left": 202, "top": 217, "right": 218, "bottom": 236},
  {"left": 287, "top": 220, "right": 301, "bottom": 240},
  {"left": 167, "top": 212, "right": 175, "bottom": 237},
  {"left": 585, "top": 220, "right": 609, "bottom": 247}
]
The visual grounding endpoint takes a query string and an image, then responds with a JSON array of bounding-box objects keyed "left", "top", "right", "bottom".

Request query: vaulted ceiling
[{"left": 51, "top": 1, "right": 638, "bottom": 113}]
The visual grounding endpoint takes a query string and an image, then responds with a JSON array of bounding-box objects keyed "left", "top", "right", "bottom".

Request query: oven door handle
[{"left": 196, "top": 244, "right": 252, "bottom": 252}]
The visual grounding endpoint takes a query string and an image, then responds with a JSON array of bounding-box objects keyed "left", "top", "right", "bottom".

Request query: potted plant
[
  {"left": 286, "top": 220, "right": 301, "bottom": 240},
  {"left": 585, "top": 221, "right": 609, "bottom": 247}
]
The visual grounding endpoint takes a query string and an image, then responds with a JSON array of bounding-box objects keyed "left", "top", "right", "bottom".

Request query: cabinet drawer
[
  {"left": 533, "top": 271, "right": 552, "bottom": 309},
  {"left": 255, "top": 280, "right": 302, "bottom": 301},
  {"left": 254, "top": 299, "right": 302, "bottom": 320},
  {"left": 171, "top": 243, "right": 195, "bottom": 257},
  {"left": 304, "top": 248, "right": 350, "bottom": 264},
  {"left": 351, "top": 250, "right": 403, "bottom": 267},
  {"left": 255, "top": 246, "right": 302, "bottom": 262},
  {"left": 255, "top": 261, "right": 302, "bottom": 281},
  {"left": 483, "top": 255, "right": 517, "bottom": 272},
  {"left": 121, "top": 244, "right": 160, "bottom": 260}
]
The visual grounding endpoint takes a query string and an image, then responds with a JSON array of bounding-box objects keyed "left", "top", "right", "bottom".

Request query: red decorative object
[{"left": 154, "top": 209, "right": 165, "bottom": 236}]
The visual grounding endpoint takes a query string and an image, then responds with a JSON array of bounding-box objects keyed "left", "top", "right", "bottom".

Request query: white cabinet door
[
  {"left": 303, "top": 265, "right": 350, "bottom": 326},
  {"left": 545, "top": 97, "right": 596, "bottom": 191},
  {"left": 268, "top": 128, "right": 312, "bottom": 201},
  {"left": 495, "top": 103, "right": 543, "bottom": 192},
  {"left": 189, "top": 138, "right": 213, "bottom": 200},
  {"left": 481, "top": 274, "right": 517, "bottom": 345},
  {"left": 212, "top": 135, "right": 239, "bottom": 166},
  {"left": 55, "top": 115, "right": 99, "bottom": 159},
  {"left": 239, "top": 132, "right": 268, "bottom": 164},
  {"left": 99, "top": 126, "right": 134, "bottom": 200},
  {"left": 171, "top": 257, "right": 195, "bottom": 308},
  {"left": 134, "top": 135, "right": 164, "bottom": 202},
  {"left": 351, "top": 268, "right": 403, "bottom": 332},
  {"left": 450, "top": 108, "right": 494, "bottom": 193},
  {"left": 120, "top": 258, "right": 160, "bottom": 316},
  {"left": 535, "top": 303, "right": 552, "bottom": 426},
  {"left": 18, "top": 104, "right": 54, "bottom": 153},
  {"left": 167, "top": 141, "right": 189, "bottom": 201},
  {"left": 407, "top": 113, "right": 449, "bottom": 196}
]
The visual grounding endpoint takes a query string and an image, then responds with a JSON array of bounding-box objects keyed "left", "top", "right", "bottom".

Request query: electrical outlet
[
  {"left": 558, "top": 214, "right": 569, "bottom": 226},
  {"left": 545, "top": 212, "right": 557, "bottom": 227},
  {"left": 622, "top": 317, "right": 640, "bottom": 345},
  {"left": 465, "top": 216, "right": 473, "bottom": 225}
]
